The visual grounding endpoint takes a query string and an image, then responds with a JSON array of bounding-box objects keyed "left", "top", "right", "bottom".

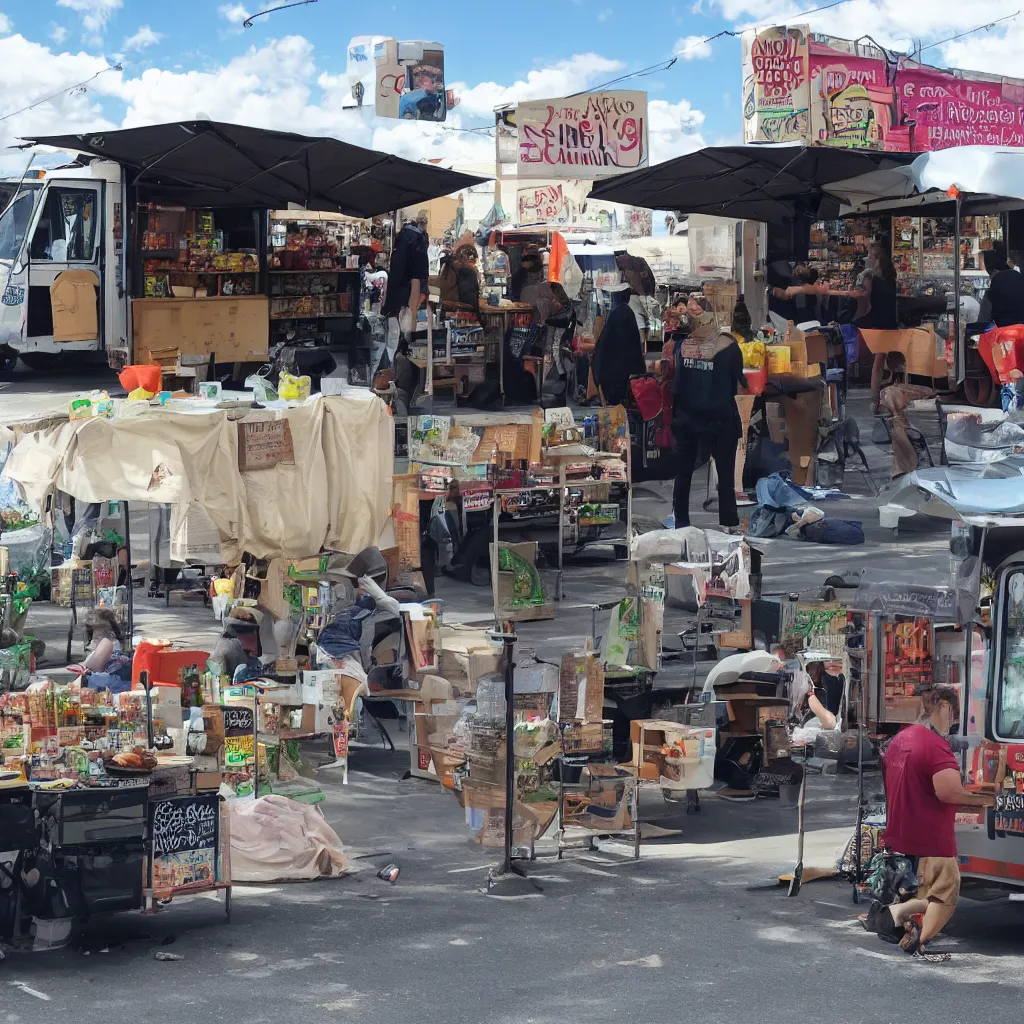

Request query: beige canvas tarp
[{"left": 2, "top": 393, "right": 393, "bottom": 563}]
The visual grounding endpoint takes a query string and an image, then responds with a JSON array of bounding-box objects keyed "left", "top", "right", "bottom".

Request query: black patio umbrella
[
  {"left": 23, "top": 120, "right": 487, "bottom": 218},
  {"left": 587, "top": 143, "right": 919, "bottom": 223}
]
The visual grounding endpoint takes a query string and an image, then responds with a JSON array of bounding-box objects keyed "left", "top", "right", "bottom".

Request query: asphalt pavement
[{"left": 3, "top": 365, "right": 1013, "bottom": 1024}]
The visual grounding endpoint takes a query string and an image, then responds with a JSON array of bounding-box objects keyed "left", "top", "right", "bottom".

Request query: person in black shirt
[
  {"left": 982, "top": 249, "right": 1024, "bottom": 327},
  {"left": 671, "top": 296, "right": 746, "bottom": 528},
  {"left": 593, "top": 282, "right": 645, "bottom": 406},
  {"left": 821, "top": 242, "right": 898, "bottom": 409}
]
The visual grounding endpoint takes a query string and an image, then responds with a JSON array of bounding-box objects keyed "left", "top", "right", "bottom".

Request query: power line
[
  {"left": 573, "top": 0, "right": 856, "bottom": 96},
  {"left": 243, "top": 0, "right": 318, "bottom": 28},
  {"left": 0, "top": 64, "right": 121, "bottom": 125},
  {"left": 918, "top": 10, "right": 1020, "bottom": 53}
]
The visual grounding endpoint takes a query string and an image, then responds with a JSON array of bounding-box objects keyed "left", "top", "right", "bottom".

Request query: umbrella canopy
[
  {"left": 22, "top": 120, "right": 487, "bottom": 219},
  {"left": 587, "top": 143, "right": 919, "bottom": 223}
]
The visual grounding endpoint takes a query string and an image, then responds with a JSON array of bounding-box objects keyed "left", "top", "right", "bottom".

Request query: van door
[{"left": 24, "top": 182, "right": 103, "bottom": 357}]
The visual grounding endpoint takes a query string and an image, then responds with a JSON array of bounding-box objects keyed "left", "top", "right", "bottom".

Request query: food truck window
[
  {"left": 0, "top": 189, "right": 39, "bottom": 262},
  {"left": 996, "top": 569, "right": 1024, "bottom": 738},
  {"left": 29, "top": 188, "right": 97, "bottom": 262}
]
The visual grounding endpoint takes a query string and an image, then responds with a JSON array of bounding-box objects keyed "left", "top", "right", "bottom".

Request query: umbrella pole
[{"left": 954, "top": 193, "right": 963, "bottom": 385}]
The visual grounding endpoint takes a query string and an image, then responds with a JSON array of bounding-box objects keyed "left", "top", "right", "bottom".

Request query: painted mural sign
[
  {"left": 516, "top": 91, "right": 648, "bottom": 179},
  {"left": 743, "top": 26, "right": 1024, "bottom": 151},
  {"left": 742, "top": 26, "right": 810, "bottom": 143},
  {"left": 516, "top": 182, "right": 585, "bottom": 227}
]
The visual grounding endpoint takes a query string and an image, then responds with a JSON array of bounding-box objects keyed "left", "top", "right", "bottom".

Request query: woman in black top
[
  {"left": 982, "top": 249, "right": 1024, "bottom": 327},
  {"left": 821, "top": 242, "right": 898, "bottom": 409},
  {"left": 671, "top": 296, "right": 746, "bottom": 528}
]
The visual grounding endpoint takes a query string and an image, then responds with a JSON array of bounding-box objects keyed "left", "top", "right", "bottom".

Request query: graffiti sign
[
  {"left": 745, "top": 26, "right": 1024, "bottom": 152},
  {"left": 516, "top": 183, "right": 579, "bottom": 227},
  {"left": 742, "top": 26, "right": 810, "bottom": 144},
  {"left": 516, "top": 91, "right": 648, "bottom": 179},
  {"left": 369, "top": 39, "right": 450, "bottom": 122}
]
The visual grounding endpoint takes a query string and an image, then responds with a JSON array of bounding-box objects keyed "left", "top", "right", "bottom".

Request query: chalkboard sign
[
  {"left": 993, "top": 791, "right": 1024, "bottom": 837},
  {"left": 149, "top": 794, "right": 220, "bottom": 891},
  {"left": 221, "top": 705, "right": 255, "bottom": 736}
]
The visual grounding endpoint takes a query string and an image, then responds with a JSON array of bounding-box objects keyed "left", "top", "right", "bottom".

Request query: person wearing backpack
[{"left": 671, "top": 295, "right": 746, "bottom": 529}]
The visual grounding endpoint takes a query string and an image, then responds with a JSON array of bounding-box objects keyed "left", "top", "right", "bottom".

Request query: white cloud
[
  {"left": 0, "top": 14, "right": 12, "bottom": 35},
  {"left": 453, "top": 54, "right": 626, "bottom": 119},
  {"left": 596, "top": 8, "right": 612, "bottom": 20},
  {"left": 0, "top": 34, "right": 706, "bottom": 179},
  {"left": 219, "top": 4, "right": 251, "bottom": 24},
  {"left": 675, "top": 34, "right": 713, "bottom": 59},
  {"left": 49, "top": 23, "right": 69, "bottom": 45},
  {"left": 716, "top": 0, "right": 1022, "bottom": 76},
  {"left": 0, "top": 34, "right": 121, "bottom": 172},
  {"left": 123, "top": 25, "right": 162, "bottom": 52},
  {"left": 57, "top": 0, "right": 123, "bottom": 39}
]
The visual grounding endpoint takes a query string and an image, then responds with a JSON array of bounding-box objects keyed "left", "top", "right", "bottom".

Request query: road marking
[
  {"left": 617, "top": 954, "right": 663, "bottom": 968},
  {"left": 8, "top": 982, "right": 50, "bottom": 1001}
]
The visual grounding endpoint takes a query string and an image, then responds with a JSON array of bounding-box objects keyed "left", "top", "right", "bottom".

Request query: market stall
[{"left": 14, "top": 120, "right": 485, "bottom": 376}]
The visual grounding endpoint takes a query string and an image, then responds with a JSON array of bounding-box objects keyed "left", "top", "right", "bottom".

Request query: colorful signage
[
  {"left": 516, "top": 91, "right": 648, "bottom": 179},
  {"left": 743, "top": 26, "right": 1024, "bottom": 151}
]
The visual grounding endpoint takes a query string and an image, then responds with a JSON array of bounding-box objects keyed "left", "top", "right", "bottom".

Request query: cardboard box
[
  {"left": 132, "top": 295, "right": 269, "bottom": 362},
  {"left": 194, "top": 770, "right": 222, "bottom": 791}
]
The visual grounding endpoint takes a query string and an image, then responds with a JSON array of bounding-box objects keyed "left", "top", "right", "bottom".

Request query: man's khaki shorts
[{"left": 917, "top": 857, "right": 961, "bottom": 908}]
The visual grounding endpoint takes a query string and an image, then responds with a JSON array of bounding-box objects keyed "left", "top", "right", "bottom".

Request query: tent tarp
[
  {"left": 24, "top": 121, "right": 487, "bottom": 219},
  {"left": 1, "top": 393, "right": 393, "bottom": 562},
  {"left": 886, "top": 460, "right": 1024, "bottom": 526},
  {"left": 586, "top": 143, "right": 918, "bottom": 223}
]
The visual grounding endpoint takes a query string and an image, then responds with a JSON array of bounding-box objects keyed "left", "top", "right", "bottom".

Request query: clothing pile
[{"left": 748, "top": 473, "right": 864, "bottom": 544}]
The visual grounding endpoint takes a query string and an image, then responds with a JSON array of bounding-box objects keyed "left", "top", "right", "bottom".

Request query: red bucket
[
  {"left": 743, "top": 366, "right": 767, "bottom": 395},
  {"left": 118, "top": 363, "right": 162, "bottom": 393}
]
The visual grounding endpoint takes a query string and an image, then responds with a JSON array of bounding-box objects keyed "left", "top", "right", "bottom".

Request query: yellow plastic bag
[
  {"left": 739, "top": 340, "right": 766, "bottom": 369},
  {"left": 278, "top": 372, "right": 311, "bottom": 401},
  {"left": 127, "top": 387, "right": 156, "bottom": 401}
]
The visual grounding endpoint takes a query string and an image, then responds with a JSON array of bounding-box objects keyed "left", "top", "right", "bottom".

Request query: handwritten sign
[
  {"left": 224, "top": 732, "right": 255, "bottom": 766},
  {"left": 237, "top": 418, "right": 295, "bottom": 472},
  {"left": 221, "top": 705, "right": 255, "bottom": 735},
  {"left": 150, "top": 794, "right": 218, "bottom": 857},
  {"left": 516, "top": 180, "right": 588, "bottom": 228},
  {"left": 994, "top": 791, "right": 1024, "bottom": 837},
  {"left": 517, "top": 91, "right": 648, "bottom": 180}
]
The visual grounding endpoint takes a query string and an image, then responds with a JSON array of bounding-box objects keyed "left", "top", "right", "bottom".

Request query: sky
[{"left": 1, "top": 0, "right": 1024, "bottom": 176}]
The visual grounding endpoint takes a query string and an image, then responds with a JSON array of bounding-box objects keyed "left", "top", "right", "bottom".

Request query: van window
[
  {"left": 29, "top": 188, "right": 97, "bottom": 262},
  {"left": 0, "top": 189, "right": 38, "bottom": 262},
  {"left": 996, "top": 569, "right": 1024, "bottom": 737}
]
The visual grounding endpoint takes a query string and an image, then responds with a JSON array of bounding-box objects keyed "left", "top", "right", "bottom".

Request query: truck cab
[{"left": 0, "top": 161, "right": 126, "bottom": 371}]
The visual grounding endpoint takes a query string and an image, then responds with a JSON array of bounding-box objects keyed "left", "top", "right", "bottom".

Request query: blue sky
[{"left": 1, "top": 0, "right": 1022, "bottom": 174}]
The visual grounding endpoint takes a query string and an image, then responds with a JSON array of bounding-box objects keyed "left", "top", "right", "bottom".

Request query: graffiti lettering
[
  {"left": 517, "top": 91, "right": 647, "bottom": 178},
  {"left": 751, "top": 35, "right": 806, "bottom": 102}
]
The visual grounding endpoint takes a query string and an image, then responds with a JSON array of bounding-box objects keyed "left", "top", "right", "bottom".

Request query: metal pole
[
  {"left": 501, "top": 625, "right": 517, "bottom": 874},
  {"left": 954, "top": 193, "right": 963, "bottom": 386},
  {"left": 123, "top": 500, "right": 134, "bottom": 651}
]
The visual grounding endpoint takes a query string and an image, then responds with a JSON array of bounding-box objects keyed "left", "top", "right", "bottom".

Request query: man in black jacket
[{"left": 380, "top": 211, "right": 430, "bottom": 373}]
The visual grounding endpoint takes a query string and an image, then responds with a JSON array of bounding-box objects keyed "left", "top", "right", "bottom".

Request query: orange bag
[{"left": 118, "top": 363, "right": 162, "bottom": 394}]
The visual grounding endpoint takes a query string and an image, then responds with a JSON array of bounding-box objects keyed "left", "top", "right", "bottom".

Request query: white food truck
[{"left": 0, "top": 161, "right": 128, "bottom": 371}]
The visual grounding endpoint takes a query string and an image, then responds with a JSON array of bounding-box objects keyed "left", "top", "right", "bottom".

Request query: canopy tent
[
  {"left": 586, "top": 143, "right": 918, "bottom": 223},
  {"left": 885, "top": 460, "right": 1024, "bottom": 526},
  {"left": 831, "top": 146, "right": 1024, "bottom": 217},
  {"left": 22, "top": 120, "right": 487, "bottom": 219}
]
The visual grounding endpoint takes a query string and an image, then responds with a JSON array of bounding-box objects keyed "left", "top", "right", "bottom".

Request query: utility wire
[
  {"left": 573, "top": 0, "right": 856, "bottom": 96},
  {"left": 243, "top": 0, "right": 318, "bottom": 28},
  {"left": 0, "top": 64, "right": 121, "bottom": 125},
  {"left": 918, "top": 10, "right": 1020, "bottom": 53}
]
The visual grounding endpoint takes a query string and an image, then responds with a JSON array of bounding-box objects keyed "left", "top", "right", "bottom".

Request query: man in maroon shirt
[{"left": 872, "top": 686, "right": 995, "bottom": 960}]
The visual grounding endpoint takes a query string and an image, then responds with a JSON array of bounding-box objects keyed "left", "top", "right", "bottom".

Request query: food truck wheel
[
  {"left": 963, "top": 375, "right": 993, "bottom": 407},
  {"left": 0, "top": 347, "right": 17, "bottom": 378},
  {"left": 19, "top": 352, "right": 64, "bottom": 373}
]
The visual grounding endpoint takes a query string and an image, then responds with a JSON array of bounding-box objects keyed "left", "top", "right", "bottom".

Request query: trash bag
[{"left": 797, "top": 518, "right": 865, "bottom": 545}]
